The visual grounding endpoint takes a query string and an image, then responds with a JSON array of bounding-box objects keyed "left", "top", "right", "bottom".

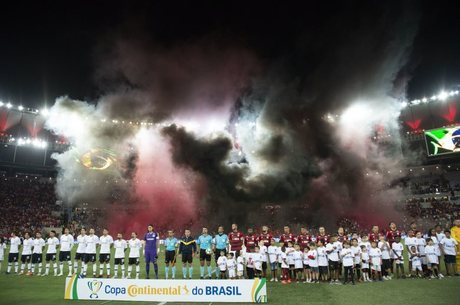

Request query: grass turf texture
[{"left": 0, "top": 248, "right": 459, "bottom": 305}]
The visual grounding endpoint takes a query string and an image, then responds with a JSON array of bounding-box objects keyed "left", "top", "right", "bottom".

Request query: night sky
[{"left": 0, "top": 1, "right": 459, "bottom": 107}]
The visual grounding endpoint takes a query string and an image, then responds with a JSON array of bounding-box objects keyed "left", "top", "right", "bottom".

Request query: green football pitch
[{"left": 0, "top": 248, "right": 459, "bottom": 305}]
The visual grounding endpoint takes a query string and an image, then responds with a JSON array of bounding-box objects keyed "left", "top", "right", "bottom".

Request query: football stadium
[{"left": 1, "top": 1, "right": 460, "bottom": 305}]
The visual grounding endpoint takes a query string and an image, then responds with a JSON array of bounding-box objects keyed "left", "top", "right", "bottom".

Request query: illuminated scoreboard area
[{"left": 399, "top": 88, "right": 460, "bottom": 163}]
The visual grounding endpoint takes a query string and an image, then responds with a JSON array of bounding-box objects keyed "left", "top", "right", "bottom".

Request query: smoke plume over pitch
[{"left": 46, "top": 2, "right": 421, "bottom": 233}]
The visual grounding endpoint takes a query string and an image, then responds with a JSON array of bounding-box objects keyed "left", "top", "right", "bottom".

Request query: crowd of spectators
[{"left": 0, "top": 176, "right": 61, "bottom": 238}]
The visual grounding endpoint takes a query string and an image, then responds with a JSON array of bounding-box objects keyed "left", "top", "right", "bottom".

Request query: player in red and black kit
[
  {"left": 229, "top": 223, "right": 244, "bottom": 258},
  {"left": 258, "top": 226, "right": 273, "bottom": 247},
  {"left": 279, "top": 226, "right": 296, "bottom": 247},
  {"left": 368, "top": 225, "right": 381, "bottom": 243},
  {"left": 337, "top": 227, "right": 347, "bottom": 243},
  {"left": 316, "top": 227, "right": 330, "bottom": 245},
  {"left": 385, "top": 222, "right": 401, "bottom": 245},
  {"left": 244, "top": 228, "right": 257, "bottom": 253},
  {"left": 385, "top": 222, "right": 401, "bottom": 273},
  {"left": 296, "top": 227, "right": 312, "bottom": 251}
]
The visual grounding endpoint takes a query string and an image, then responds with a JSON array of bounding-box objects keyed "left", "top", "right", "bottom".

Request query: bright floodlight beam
[
  {"left": 40, "top": 108, "right": 50, "bottom": 116},
  {"left": 438, "top": 91, "right": 449, "bottom": 101},
  {"left": 6, "top": 103, "right": 12, "bottom": 109},
  {"left": 18, "top": 105, "right": 24, "bottom": 111}
]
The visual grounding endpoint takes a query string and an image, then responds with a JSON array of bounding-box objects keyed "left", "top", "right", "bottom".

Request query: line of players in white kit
[{"left": 1, "top": 228, "right": 145, "bottom": 279}]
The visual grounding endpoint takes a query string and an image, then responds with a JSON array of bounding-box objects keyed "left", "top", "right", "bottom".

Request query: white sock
[
  {"left": 20, "top": 263, "right": 25, "bottom": 272},
  {"left": 74, "top": 261, "right": 79, "bottom": 272},
  {"left": 83, "top": 263, "right": 88, "bottom": 275},
  {"left": 68, "top": 261, "right": 73, "bottom": 274},
  {"left": 28, "top": 262, "right": 32, "bottom": 272},
  {"left": 15, "top": 262, "right": 18, "bottom": 273},
  {"left": 107, "top": 264, "right": 111, "bottom": 276},
  {"left": 60, "top": 262, "right": 64, "bottom": 273},
  {"left": 45, "top": 263, "right": 50, "bottom": 274},
  {"left": 54, "top": 263, "right": 58, "bottom": 274},
  {"left": 114, "top": 265, "right": 118, "bottom": 276},
  {"left": 7, "top": 263, "right": 11, "bottom": 273},
  {"left": 99, "top": 264, "right": 103, "bottom": 275},
  {"left": 128, "top": 265, "right": 132, "bottom": 276},
  {"left": 136, "top": 265, "right": 140, "bottom": 278}
]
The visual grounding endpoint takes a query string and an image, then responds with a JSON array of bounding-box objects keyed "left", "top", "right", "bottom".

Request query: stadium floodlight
[
  {"left": 438, "top": 91, "right": 449, "bottom": 101},
  {"left": 6, "top": 102, "right": 12, "bottom": 108},
  {"left": 401, "top": 101, "right": 408, "bottom": 108},
  {"left": 0, "top": 101, "right": 3, "bottom": 107},
  {"left": 18, "top": 105, "right": 24, "bottom": 111},
  {"left": 422, "top": 97, "right": 428, "bottom": 103},
  {"left": 40, "top": 108, "right": 50, "bottom": 116},
  {"left": 430, "top": 95, "right": 438, "bottom": 101},
  {"left": 412, "top": 99, "right": 420, "bottom": 105}
]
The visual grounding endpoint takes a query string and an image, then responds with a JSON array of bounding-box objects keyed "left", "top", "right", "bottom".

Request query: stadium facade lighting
[
  {"left": 0, "top": 101, "right": 3, "bottom": 107},
  {"left": 438, "top": 91, "right": 449, "bottom": 101},
  {"left": 6, "top": 102, "right": 12, "bottom": 108},
  {"left": 18, "top": 105, "right": 24, "bottom": 111},
  {"left": 40, "top": 108, "right": 50, "bottom": 116}
]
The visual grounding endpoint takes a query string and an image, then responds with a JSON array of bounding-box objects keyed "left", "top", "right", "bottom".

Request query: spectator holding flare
[
  {"left": 213, "top": 226, "right": 229, "bottom": 277},
  {"left": 164, "top": 230, "right": 178, "bottom": 279},
  {"left": 229, "top": 224, "right": 244, "bottom": 258},
  {"left": 451, "top": 219, "right": 460, "bottom": 275},
  {"left": 197, "top": 227, "right": 213, "bottom": 279},
  {"left": 143, "top": 224, "right": 160, "bottom": 279}
]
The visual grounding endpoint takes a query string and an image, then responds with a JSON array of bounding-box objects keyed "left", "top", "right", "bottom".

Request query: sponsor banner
[{"left": 64, "top": 275, "right": 267, "bottom": 303}]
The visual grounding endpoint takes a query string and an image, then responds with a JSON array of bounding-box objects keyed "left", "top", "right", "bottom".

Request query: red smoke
[{"left": 107, "top": 129, "right": 206, "bottom": 237}]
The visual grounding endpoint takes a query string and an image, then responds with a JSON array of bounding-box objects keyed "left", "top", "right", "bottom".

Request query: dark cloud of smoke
[{"left": 47, "top": 2, "right": 422, "bottom": 232}]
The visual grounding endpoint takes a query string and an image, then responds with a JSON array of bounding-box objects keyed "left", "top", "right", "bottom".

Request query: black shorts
[
  {"left": 21, "top": 254, "right": 31, "bottom": 263},
  {"left": 329, "top": 260, "right": 339, "bottom": 270},
  {"left": 165, "top": 250, "right": 177, "bottom": 264},
  {"left": 46, "top": 253, "right": 57, "bottom": 262},
  {"left": 32, "top": 253, "right": 43, "bottom": 264},
  {"left": 128, "top": 257, "right": 140, "bottom": 265},
  {"left": 99, "top": 253, "right": 110, "bottom": 263},
  {"left": 382, "top": 259, "right": 391, "bottom": 270},
  {"left": 8, "top": 253, "right": 19, "bottom": 263},
  {"left": 75, "top": 252, "right": 85, "bottom": 261},
  {"left": 182, "top": 252, "right": 193, "bottom": 264},
  {"left": 84, "top": 254, "right": 96, "bottom": 263},
  {"left": 214, "top": 249, "right": 227, "bottom": 262},
  {"left": 114, "top": 258, "right": 125, "bottom": 265},
  {"left": 304, "top": 264, "right": 310, "bottom": 270},
  {"left": 59, "top": 251, "right": 71, "bottom": 262},
  {"left": 289, "top": 264, "right": 295, "bottom": 270},
  {"left": 444, "top": 255, "right": 456, "bottom": 264},
  {"left": 199, "top": 249, "right": 211, "bottom": 262},
  {"left": 262, "top": 262, "right": 267, "bottom": 271},
  {"left": 319, "top": 266, "right": 329, "bottom": 274}
]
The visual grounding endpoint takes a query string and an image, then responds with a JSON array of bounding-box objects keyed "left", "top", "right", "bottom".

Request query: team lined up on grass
[{"left": 0, "top": 222, "right": 459, "bottom": 285}]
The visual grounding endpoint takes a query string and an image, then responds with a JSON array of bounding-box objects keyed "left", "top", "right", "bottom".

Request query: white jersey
[
  {"left": 391, "top": 242, "right": 404, "bottom": 261},
  {"left": 46, "top": 237, "right": 60, "bottom": 254},
  {"left": 245, "top": 252, "right": 254, "bottom": 268},
  {"left": 227, "top": 258, "right": 236, "bottom": 271},
  {"left": 267, "top": 245, "right": 279, "bottom": 263},
  {"left": 280, "top": 252, "right": 289, "bottom": 268},
  {"left": 410, "top": 251, "right": 421, "bottom": 266},
  {"left": 358, "top": 240, "right": 371, "bottom": 252},
  {"left": 217, "top": 256, "right": 228, "bottom": 271},
  {"left": 378, "top": 241, "right": 391, "bottom": 259},
  {"left": 128, "top": 238, "right": 142, "bottom": 258},
  {"left": 415, "top": 238, "right": 426, "bottom": 256},
  {"left": 307, "top": 249, "right": 318, "bottom": 267},
  {"left": 436, "top": 232, "right": 446, "bottom": 244},
  {"left": 317, "top": 246, "right": 328, "bottom": 266},
  {"left": 405, "top": 236, "right": 417, "bottom": 250},
  {"left": 361, "top": 252, "right": 370, "bottom": 268},
  {"left": 325, "top": 241, "right": 341, "bottom": 261},
  {"left": 253, "top": 253, "right": 263, "bottom": 270},
  {"left": 236, "top": 256, "right": 245, "bottom": 272},
  {"left": 369, "top": 248, "right": 382, "bottom": 266},
  {"left": 84, "top": 235, "right": 99, "bottom": 254},
  {"left": 440, "top": 237, "right": 458, "bottom": 256},
  {"left": 259, "top": 245, "right": 268, "bottom": 262},
  {"left": 0, "top": 243, "right": 6, "bottom": 260},
  {"left": 293, "top": 251, "right": 303, "bottom": 269},
  {"left": 341, "top": 248, "right": 354, "bottom": 267},
  {"left": 22, "top": 238, "right": 34, "bottom": 255},
  {"left": 114, "top": 239, "right": 127, "bottom": 258},
  {"left": 60, "top": 234, "right": 74, "bottom": 252},
  {"left": 286, "top": 247, "right": 295, "bottom": 265},
  {"left": 430, "top": 236, "right": 441, "bottom": 256},
  {"left": 425, "top": 245, "right": 439, "bottom": 264},
  {"left": 99, "top": 235, "right": 114, "bottom": 254},
  {"left": 351, "top": 246, "right": 361, "bottom": 264},
  {"left": 76, "top": 235, "right": 86, "bottom": 253},
  {"left": 9, "top": 236, "right": 21, "bottom": 253},
  {"left": 32, "top": 238, "right": 46, "bottom": 254}
]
